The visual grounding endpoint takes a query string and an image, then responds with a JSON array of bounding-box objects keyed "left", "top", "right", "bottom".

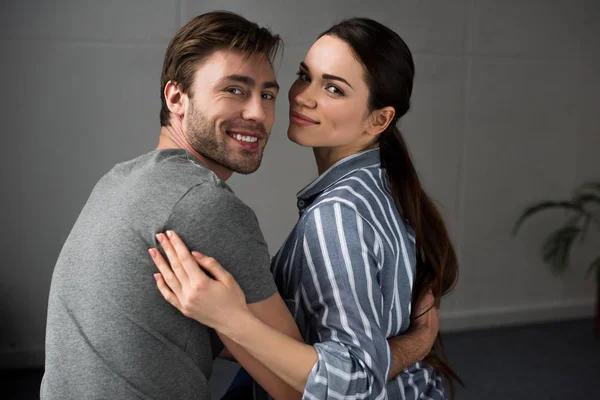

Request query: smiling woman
[{"left": 287, "top": 35, "right": 384, "bottom": 175}]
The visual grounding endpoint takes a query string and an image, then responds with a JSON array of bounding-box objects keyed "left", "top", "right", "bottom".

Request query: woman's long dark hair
[{"left": 321, "top": 18, "right": 463, "bottom": 395}]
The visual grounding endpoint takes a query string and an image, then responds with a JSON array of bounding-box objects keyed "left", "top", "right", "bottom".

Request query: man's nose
[{"left": 242, "top": 94, "right": 266, "bottom": 123}]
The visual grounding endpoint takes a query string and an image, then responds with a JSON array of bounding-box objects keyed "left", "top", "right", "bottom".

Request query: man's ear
[
  {"left": 366, "top": 106, "right": 395, "bottom": 136},
  {"left": 164, "top": 80, "right": 186, "bottom": 118}
]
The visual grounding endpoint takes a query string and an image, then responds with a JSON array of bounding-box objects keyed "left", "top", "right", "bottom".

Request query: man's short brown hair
[{"left": 159, "top": 11, "right": 283, "bottom": 126}]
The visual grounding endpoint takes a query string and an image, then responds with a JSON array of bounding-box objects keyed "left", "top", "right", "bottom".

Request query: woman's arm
[
  {"left": 151, "top": 231, "right": 305, "bottom": 399},
  {"left": 217, "top": 295, "right": 312, "bottom": 395},
  {"left": 218, "top": 307, "right": 318, "bottom": 392},
  {"left": 218, "top": 288, "right": 439, "bottom": 381}
]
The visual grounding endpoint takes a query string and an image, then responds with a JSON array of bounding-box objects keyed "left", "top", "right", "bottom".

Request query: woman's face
[{"left": 287, "top": 35, "right": 374, "bottom": 149}]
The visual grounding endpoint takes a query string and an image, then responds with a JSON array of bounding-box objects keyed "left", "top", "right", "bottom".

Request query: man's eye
[
  {"left": 262, "top": 93, "right": 276, "bottom": 100},
  {"left": 227, "top": 88, "right": 243, "bottom": 95}
]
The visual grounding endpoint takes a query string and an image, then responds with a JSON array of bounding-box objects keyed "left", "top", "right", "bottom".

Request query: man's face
[{"left": 183, "top": 50, "right": 279, "bottom": 175}]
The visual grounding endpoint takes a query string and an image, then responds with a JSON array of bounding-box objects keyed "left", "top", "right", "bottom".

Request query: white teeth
[{"left": 233, "top": 134, "right": 257, "bottom": 143}]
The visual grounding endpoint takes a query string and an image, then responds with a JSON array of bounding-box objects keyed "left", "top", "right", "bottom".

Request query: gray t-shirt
[{"left": 41, "top": 148, "right": 277, "bottom": 400}]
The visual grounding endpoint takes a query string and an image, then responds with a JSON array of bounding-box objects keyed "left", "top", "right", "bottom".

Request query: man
[{"left": 42, "top": 11, "right": 438, "bottom": 399}]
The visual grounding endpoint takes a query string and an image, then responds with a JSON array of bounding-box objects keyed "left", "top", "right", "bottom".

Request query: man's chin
[
  {"left": 222, "top": 156, "right": 262, "bottom": 175},
  {"left": 227, "top": 152, "right": 263, "bottom": 175},
  {"left": 231, "top": 164, "right": 261, "bottom": 175}
]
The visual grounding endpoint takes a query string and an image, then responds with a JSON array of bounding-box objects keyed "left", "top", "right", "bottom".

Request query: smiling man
[{"left": 41, "top": 11, "right": 303, "bottom": 400}]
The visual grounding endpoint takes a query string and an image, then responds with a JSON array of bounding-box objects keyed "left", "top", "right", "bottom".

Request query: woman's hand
[{"left": 149, "top": 230, "right": 249, "bottom": 331}]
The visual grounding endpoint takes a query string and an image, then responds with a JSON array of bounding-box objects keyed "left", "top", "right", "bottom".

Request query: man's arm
[
  {"left": 165, "top": 185, "right": 303, "bottom": 398},
  {"left": 387, "top": 291, "right": 439, "bottom": 380}
]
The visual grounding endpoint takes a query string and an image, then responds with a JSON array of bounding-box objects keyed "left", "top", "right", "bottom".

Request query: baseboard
[{"left": 440, "top": 298, "right": 595, "bottom": 332}]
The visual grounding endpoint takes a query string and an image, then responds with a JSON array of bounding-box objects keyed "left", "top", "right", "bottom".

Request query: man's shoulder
[
  {"left": 167, "top": 173, "right": 259, "bottom": 235},
  {"left": 175, "top": 178, "right": 250, "bottom": 216},
  {"left": 106, "top": 148, "right": 241, "bottom": 203},
  {"left": 131, "top": 148, "right": 216, "bottom": 186}
]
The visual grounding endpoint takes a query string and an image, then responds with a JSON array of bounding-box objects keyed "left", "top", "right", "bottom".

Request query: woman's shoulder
[
  {"left": 311, "top": 166, "right": 391, "bottom": 217},
  {"left": 305, "top": 166, "right": 415, "bottom": 243},
  {"left": 324, "top": 165, "right": 388, "bottom": 199}
]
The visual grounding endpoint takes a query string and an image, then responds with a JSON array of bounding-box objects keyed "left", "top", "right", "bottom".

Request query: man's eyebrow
[
  {"left": 300, "top": 62, "right": 353, "bottom": 89},
  {"left": 263, "top": 81, "right": 279, "bottom": 91},
  {"left": 220, "top": 74, "right": 279, "bottom": 91},
  {"left": 221, "top": 74, "right": 255, "bottom": 87}
]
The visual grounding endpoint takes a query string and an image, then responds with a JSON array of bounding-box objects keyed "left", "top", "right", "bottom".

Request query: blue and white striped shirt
[{"left": 271, "top": 149, "right": 446, "bottom": 399}]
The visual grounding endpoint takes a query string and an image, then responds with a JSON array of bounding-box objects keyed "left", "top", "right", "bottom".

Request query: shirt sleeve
[
  {"left": 165, "top": 182, "right": 277, "bottom": 304},
  {"left": 299, "top": 201, "right": 392, "bottom": 399}
]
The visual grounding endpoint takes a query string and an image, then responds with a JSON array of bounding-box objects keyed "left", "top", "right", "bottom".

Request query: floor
[{"left": 2, "top": 318, "right": 598, "bottom": 399}]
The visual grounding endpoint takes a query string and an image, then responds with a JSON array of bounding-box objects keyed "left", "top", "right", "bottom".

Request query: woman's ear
[{"left": 366, "top": 106, "right": 396, "bottom": 136}]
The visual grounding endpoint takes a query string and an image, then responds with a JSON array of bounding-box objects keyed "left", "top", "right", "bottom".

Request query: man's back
[{"left": 41, "top": 148, "right": 276, "bottom": 399}]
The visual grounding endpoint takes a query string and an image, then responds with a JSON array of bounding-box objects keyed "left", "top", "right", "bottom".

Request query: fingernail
[
  {"left": 148, "top": 248, "right": 156, "bottom": 258},
  {"left": 191, "top": 251, "right": 204, "bottom": 259},
  {"left": 166, "top": 230, "right": 173, "bottom": 238},
  {"left": 156, "top": 234, "right": 163, "bottom": 243},
  {"left": 153, "top": 273, "right": 159, "bottom": 281}
]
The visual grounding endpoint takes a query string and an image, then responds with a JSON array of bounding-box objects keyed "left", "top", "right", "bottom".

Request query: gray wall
[{"left": 1, "top": 0, "right": 599, "bottom": 370}]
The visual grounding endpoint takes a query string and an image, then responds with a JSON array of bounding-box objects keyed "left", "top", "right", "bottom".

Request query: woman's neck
[{"left": 313, "top": 143, "right": 378, "bottom": 176}]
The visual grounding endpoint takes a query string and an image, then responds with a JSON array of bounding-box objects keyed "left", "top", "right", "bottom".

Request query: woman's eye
[
  {"left": 326, "top": 85, "right": 343, "bottom": 95},
  {"left": 296, "top": 71, "right": 310, "bottom": 82}
]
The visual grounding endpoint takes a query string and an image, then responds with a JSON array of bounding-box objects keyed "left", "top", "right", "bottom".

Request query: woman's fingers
[
  {"left": 150, "top": 240, "right": 247, "bottom": 330},
  {"left": 156, "top": 233, "right": 189, "bottom": 284},
  {"left": 148, "top": 248, "right": 182, "bottom": 296},
  {"left": 191, "top": 251, "right": 232, "bottom": 284},
  {"left": 165, "top": 231, "right": 208, "bottom": 281},
  {"left": 154, "top": 273, "right": 182, "bottom": 310}
]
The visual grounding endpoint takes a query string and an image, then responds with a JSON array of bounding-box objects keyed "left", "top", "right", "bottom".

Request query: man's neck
[{"left": 157, "top": 125, "right": 233, "bottom": 181}]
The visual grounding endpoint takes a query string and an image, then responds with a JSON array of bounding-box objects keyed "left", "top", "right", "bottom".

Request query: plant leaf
[
  {"left": 572, "top": 192, "right": 600, "bottom": 207},
  {"left": 585, "top": 255, "right": 600, "bottom": 279},
  {"left": 541, "top": 225, "right": 580, "bottom": 274},
  {"left": 513, "top": 201, "right": 583, "bottom": 235},
  {"left": 575, "top": 182, "right": 600, "bottom": 196},
  {"left": 579, "top": 214, "right": 591, "bottom": 243}
]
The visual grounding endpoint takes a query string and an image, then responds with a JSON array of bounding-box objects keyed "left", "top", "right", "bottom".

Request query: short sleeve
[{"left": 165, "top": 183, "right": 277, "bottom": 303}]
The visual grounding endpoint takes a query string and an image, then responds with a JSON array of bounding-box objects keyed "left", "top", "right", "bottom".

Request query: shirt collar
[{"left": 297, "top": 148, "right": 381, "bottom": 204}]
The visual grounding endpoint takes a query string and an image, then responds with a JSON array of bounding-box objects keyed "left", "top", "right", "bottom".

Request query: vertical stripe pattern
[{"left": 271, "top": 149, "right": 446, "bottom": 399}]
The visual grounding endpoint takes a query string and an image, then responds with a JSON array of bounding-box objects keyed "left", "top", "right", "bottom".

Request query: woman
[{"left": 151, "top": 18, "right": 460, "bottom": 399}]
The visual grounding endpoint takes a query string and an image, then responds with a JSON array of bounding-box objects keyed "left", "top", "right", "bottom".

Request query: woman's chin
[{"left": 287, "top": 129, "right": 312, "bottom": 147}]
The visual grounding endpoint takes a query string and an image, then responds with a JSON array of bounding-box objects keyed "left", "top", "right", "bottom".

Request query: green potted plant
[{"left": 513, "top": 182, "right": 600, "bottom": 337}]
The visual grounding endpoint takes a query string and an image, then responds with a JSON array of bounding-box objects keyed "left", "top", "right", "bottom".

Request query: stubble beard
[{"left": 185, "top": 102, "right": 268, "bottom": 175}]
